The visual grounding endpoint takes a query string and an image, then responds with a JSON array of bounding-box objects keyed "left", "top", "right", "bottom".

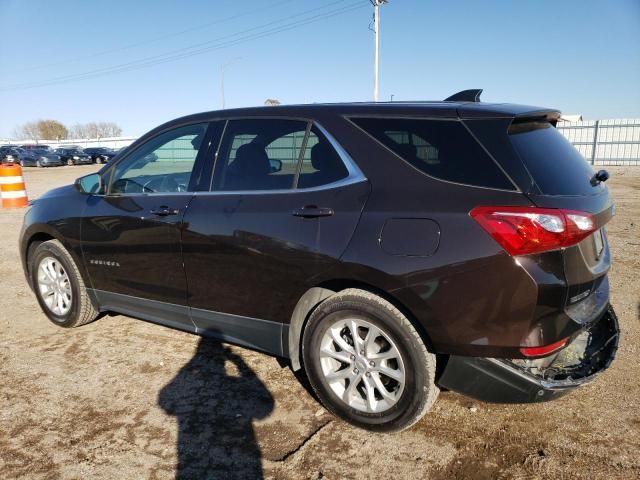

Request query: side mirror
[
  {"left": 75, "top": 173, "right": 103, "bottom": 194},
  {"left": 269, "top": 158, "right": 282, "bottom": 173}
]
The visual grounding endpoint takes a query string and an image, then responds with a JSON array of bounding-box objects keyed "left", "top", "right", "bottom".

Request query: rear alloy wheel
[
  {"left": 30, "top": 239, "right": 98, "bottom": 328},
  {"left": 36, "top": 160, "right": 42, "bottom": 168},
  {"left": 95, "top": 157, "right": 102, "bottom": 165},
  {"left": 20, "top": 160, "right": 25, "bottom": 167},
  {"left": 303, "top": 288, "right": 438, "bottom": 432},
  {"left": 67, "top": 158, "right": 74, "bottom": 166}
]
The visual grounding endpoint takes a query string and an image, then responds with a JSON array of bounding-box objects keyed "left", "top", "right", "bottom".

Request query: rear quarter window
[
  {"left": 509, "top": 121, "right": 602, "bottom": 196},
  {"left": 350, "top": 117, "right": 514, "bottom": 190}
]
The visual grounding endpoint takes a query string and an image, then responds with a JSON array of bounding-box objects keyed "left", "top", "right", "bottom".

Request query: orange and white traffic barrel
[{"left": 0, "top": 163, "right": 29, "bottom": 208}]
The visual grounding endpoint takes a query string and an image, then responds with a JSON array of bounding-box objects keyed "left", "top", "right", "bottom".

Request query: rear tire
[
  {"left": 67, "top": 159, "right": 74, "bottom": 166},
  {"left": 30, "top": 239, "right": 99, "bottom": 328},
  {"left": 95, "top": 157, "right": 102, "bottom": 165},
  {"left": 302, "top": 288, "right": 438, "bottom": 432},
  {"left": 36, "top": 160, "right": 42, "bottom": 168}
]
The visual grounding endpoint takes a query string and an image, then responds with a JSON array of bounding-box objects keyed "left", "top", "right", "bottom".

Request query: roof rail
[{"left": 444, "top": 89, "right": 483, "bottom": 102}]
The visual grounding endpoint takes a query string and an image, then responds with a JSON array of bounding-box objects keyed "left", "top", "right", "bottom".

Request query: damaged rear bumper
[{"left": 437, "top": 305, "right": 620, "bottom": 403}]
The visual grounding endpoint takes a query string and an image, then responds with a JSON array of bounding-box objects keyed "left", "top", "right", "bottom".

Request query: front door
[
  {"left": 181, "top": 118, "right": 369, "bottom": 350},
  {"left": 81, "top": 122, "right": 216, "bottom": 330}
]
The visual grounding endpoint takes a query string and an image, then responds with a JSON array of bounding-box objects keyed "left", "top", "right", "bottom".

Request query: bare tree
[
  {"left": 264, "top": 98, "right": 281, "bottom": 106},
  {"left": 96, "top": 122, "right": 122, "bottom": 137},
  {"left": 14, "top": 121, "right": 40, "bottom": 140},
  {"left": 69, "top": 121, "right": 123, "bottom": 138},
  {"left": 13, "top": 120, "right": 68, "bottom": 140},
  {"left": 69, "top": 123, "right": 89, "bottom": 139}
]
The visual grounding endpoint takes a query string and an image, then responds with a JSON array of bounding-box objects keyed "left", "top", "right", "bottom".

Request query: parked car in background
[
  {"left": 0, "top": 146, "right": 17, "bottom": 163},
  {"left": 1, "top": 146, "right": 62, "bottom": 167},
  {"left": 53, "top": 147, "right": 93, "bottom": 166},
  {"left": 83, "top": 147, "right": 117, "bottom": 164},
  {"left": 19, "top": 144, "right": 51, "bottom": 152},
  {"left": 20, "top": 92, "right": 619, "bottom": 432},
  {"left": 28, "top": 148, "right": 64, "bottom": 167}
]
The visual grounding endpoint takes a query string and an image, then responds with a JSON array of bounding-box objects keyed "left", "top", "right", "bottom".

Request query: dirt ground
[{"left": 0, "top": 164, "right": 638, "bottom": 480}]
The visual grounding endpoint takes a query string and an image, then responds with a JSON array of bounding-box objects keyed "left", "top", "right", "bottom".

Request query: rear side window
[
  {"left": 297, "top": 127, "right": 349, "bottom": 189},
  {"left": 351, "top": 117, "right": 514, "bottom": 190},
  {"left": 509, "top": 121, "right": 601, "bottom": 196}
]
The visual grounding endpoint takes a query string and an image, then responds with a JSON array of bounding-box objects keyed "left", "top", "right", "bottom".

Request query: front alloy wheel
[
  {"left": 30, "top": 239, "right": 98, "bottom": 328},
  {"left": 37, "top": 256, "right": 72, "bottom": 315}
]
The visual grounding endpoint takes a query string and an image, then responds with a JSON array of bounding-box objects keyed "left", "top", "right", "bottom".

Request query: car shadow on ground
[{"left": 158, "top": 336, "right": 274, "bottom": 479}]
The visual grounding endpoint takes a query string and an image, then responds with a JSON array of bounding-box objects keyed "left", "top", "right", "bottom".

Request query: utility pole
[{"left": 371, "top": 0, "right": 387, "bottom": 102}]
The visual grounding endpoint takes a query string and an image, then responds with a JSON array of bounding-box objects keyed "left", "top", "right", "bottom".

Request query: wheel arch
[
  {"left": 21, "top": 226, "right": 88, "bottom": 290},
  {"left": 286, "top": 278, "right": 438, "bottom": 372}
]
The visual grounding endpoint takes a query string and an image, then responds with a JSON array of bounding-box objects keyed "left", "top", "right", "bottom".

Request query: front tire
[
  {"left": 30, "top": 239, "right": 98, "bottom": 328},
  {"left": 67, "top": 159, "right": 74, "bottom": 166},
  {"left": 36, "top": 160, "right": 42, "bottom": 168},
  {"left": 302, "top": 288, "right": 439, "bottom": 432}
]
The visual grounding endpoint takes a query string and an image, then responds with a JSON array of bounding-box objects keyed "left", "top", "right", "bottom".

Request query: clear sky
[{"left": 1, "top": 0, "right": 639, "bottom": 138}]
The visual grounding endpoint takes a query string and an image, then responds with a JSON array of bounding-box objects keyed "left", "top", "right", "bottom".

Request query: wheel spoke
[
  {"left": 362, "top": 375, "right": 377, "bottom": 412},
  {"left": 342, "top": 373, "right": 362, "bottom": 405},
  {"left": 320, "top": 347, "right": 352, "bottom": 364},
  {"left": 329, "top": 327, "right": 355, "bottom": 354},
  {"left": 56, "top": 292, "right": 64, "bottom": 313},
  {"left": 368, "top": 350, "right": 396, "bottom": 361},
  {"left": 363, "top": 325, "right": 381, "bottom": 356},
  {"left": 377, "top": 365, "right": 403, "bottom": 381},
  {"left": 348, "top": 319, "right": 364, "bottom": 353},
  {"left": 371, "top": 372, "right": 396, "bottom": 401},
  {"left": 43, "top": 262, "right": 56, "bottom": 282},
  {"left": 325, "top": 368, "right": 351, "bottom": 383}
]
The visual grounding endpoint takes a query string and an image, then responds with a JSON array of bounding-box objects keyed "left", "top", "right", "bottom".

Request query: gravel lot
[{"left": 1, "top": 165, "right": 638, "bottom": 479}]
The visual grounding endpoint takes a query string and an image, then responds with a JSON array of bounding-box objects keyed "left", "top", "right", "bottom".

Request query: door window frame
[
  {"left": 99, "top": 121, "right": 222, "bottom": 197},
  {"left": 202, "top": 117, "right": 365, "bottom": 195}
]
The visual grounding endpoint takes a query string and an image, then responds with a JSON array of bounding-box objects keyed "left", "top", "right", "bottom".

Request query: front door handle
[
  {"left": 150, "top": 206, "right": 179, "bottom": 216},
  {"left": 292, "top": 205, "right": 334, "bottom": 218}
]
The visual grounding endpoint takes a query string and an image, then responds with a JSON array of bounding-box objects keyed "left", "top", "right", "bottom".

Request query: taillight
[
  {"left": 470, "top": 206, "right": 596, "bottom": 256},
  {"left": 520, "top": 337, "right": 569, "bottom": 357}
]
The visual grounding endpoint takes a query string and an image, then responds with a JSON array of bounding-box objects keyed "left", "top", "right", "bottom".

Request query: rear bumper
[{"left": 438, "top": 305, "right": 619, "bottom": 403}]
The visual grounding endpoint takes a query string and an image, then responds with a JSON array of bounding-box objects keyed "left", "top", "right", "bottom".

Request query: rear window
[
  {"left": 351, "top": 117, "right": 514, "bottom": 190},
  {"left": 509, "top": 121, "right": 601, "bottom": 196}
]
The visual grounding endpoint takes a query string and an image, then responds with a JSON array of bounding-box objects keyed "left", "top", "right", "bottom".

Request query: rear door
[{"left": 181, "top": 118, "right": 369, "bottom": 351}]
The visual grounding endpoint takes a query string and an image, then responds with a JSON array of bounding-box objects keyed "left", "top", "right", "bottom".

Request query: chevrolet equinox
[{"left": 20, "top": 90, "right": 619, "bottom": 432}]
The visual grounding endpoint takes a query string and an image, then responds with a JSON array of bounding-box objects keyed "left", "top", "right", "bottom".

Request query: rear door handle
[
  {"left": 292, "top": 206, "right": 334, "bottom": 218},
  {"left": 150, "top": 206, "right": 179, "bottom": 216}
]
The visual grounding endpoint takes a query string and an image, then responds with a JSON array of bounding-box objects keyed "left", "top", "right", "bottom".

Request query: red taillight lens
[
  {"left": 470, "top": 206, "right": 596, "bottom": 256},
  {"left": 520, "top": 337, "right": 569, "bottom": 357}
]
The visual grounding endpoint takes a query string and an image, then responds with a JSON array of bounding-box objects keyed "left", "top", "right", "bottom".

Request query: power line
[
  {"left": 13, "top": 0, "right": 297, "bottom": 73},
  {"left": 1, "top": 1, "right": 364, "bottom": 92}
]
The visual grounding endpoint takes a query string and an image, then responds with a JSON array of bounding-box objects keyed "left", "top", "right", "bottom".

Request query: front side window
[
  {"left": 109, "top": 123, "right": 208, "bottom": 194},
  {"left": 351, "top": 117, "right": 514, "bottom": 190}
]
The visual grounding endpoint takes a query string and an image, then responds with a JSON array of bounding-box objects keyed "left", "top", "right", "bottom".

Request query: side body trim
[{"left": 90, "top": 289, "right": 285, "bottom": 356}]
